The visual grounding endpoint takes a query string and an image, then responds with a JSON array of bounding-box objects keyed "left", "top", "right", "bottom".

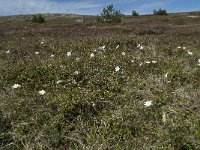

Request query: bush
[
  {"left": 32, "top": 14, "right": 45, "bottom": 23},
  {"left": 132, "top": 10, "right": 139, "bottom": 16},
  {"left": 97, "top": 4, "right": 123, "bottom": 23},
  {"left": 153, "top": 9, "right": 168, "bottom": 15}
]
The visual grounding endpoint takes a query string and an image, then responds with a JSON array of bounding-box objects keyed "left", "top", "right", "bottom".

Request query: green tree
[
  {"left": 32, "top": 14, "right": 45, "bottom": 23},
  {"left": 132, "top": 10, "right": 139, "bottom": 16},
  {"left": 37, "top": 14, "right": 45, "bottom": 23},
  {"left": 98, "top": 4, "right": 123, "bottom": 23},
  {"left": 32, "top": 15, "right": 37, "bottom": 23},
  {"left": 153, "top": 9, "right": 168, "bottom": 15}
]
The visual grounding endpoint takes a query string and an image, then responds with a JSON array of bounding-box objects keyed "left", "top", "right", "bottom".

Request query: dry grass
[{"left": 0, "top": 13, "right": 200, "bottom": 149}]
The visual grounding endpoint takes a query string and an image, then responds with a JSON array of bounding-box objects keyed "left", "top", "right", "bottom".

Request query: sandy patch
[{"left": 187, "top": 16, "right": 199, "bottom": 18}]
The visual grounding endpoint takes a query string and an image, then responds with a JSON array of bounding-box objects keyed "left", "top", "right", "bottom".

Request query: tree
[
  {"left": 32, "top": 14, "right": 45, "bottom": 23},
  {"left": 97, "top": 4, "right": 123, "bottom": 23},
  {"left": 153, "top": 9, "right": 168, "bottom": 15},
  {"left": 37, "top": 14, "right": 45, "bottom": 23},
  {"left": 132, "top": 10, "right": 139, "bottom": 16},
  {"left": 32, "top": 15, "right": 37, "bottom": 23}
]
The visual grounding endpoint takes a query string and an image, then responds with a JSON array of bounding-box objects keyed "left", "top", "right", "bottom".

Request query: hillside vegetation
[{"left": 0, "top": 12, "right": 200, "bottom": 149}]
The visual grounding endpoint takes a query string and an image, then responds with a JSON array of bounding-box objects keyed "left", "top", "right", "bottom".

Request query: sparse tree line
[
  {"left": 97, "top": 4, "right": 168, "bottom": 23},
  {"left": 31, "top": 4, "right": 168, "bottom": 24},
  {"left": 32, "top": 14, "right": 45, "bottom": 23}
]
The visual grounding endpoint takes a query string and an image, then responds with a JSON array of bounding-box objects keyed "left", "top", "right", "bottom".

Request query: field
[{"left": 1, "top": 12, "right": 200, "bottom": 149}]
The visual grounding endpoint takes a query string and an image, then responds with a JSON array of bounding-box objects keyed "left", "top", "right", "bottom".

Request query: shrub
[
  {"left": 32, "top": 14, "right": 45, "bottom": 23},
  {"left": 132, "top": 10, "right": 139, "bottom": 16},
  {"left": 97, "top": 4, "right": 123, "bottom": 23},
  {"left": 153, "top": 8, "right": 168, "bottom": 15}
]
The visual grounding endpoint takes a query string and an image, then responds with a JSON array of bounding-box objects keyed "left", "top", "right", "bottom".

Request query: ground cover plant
[{"left": 0, "top": 12, "right": 200, "bottom": 149}]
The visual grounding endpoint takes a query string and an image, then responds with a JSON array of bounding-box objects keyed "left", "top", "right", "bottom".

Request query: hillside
[{"left": 0, "top": 12, "right": 200, "bottom": 149}]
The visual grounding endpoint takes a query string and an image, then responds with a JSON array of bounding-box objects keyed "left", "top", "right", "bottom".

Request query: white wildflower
[
  {"left": 145, "top": 61, "right": 151, "bottom": 64},
  {"left": 99, "top": 46, "right": 106, "bottom": 50},
  {"left": 139, "top": 63, "right": 143, "bottom": 66},
  {"left": 131, "top": 60, "right": 134, "bottom": 63},
  {"left": 12, "top": 84, "right": 21, "bottom": 89},
  {"left": 115, "top": 66, "right": 120, "bottom": 72},
  {"left": 116, "top": 45, "right": 120, "bottom": 49},
  {"left": 140, "top": 46, "right": 144, "bottom": 50},
  {"left": 74, "top": 71, "right": 79, "bottom": 75},
  {"left": 122, "top": 52, "right": 126, "bottom": 56},
  {"left": 198, "top": 59, "right": 200, "bottom": 63},
  {"left": 164, "top": 72, "right": 168, "bottom": 78},
  {"left": 152, "top": 61, "right": 157, "bottom": 63},
  {"left": 67, "top": 52, "right": 71, "bottom": 56},
  {"left": 178, "top": 46, "right": 181, "bottom": 49},
  {"left": 56, "top": 80, "right": 63, "bottom": 84},
  {"left": 90, "top": 53, "right": 95, "bottom": 58},
  {"left": 187, "top": 50, "right": 193, "bottom": 55},
  {"left": 137, "top": 44, "right": 141, "bottom": 48},
  {"left": 183, "top": 46, "right": 186, "bottom": 50},
  {"left": 35, "top": 52, "right": 39, "bottom": 55},
  {"left": 144, "top": 100, "right": 152, "bottom": 107},
  {"left": 6, "top": 50, "right": 10, "bottom": 54},
  {"left": 76, "top": 58, "right": 80, "bottom": 61},
  {"left": 50, "top": 54, "right": 55, "bottom": 58},
  {"left": 39, "top": 90, "right": 46, "bottom": 95},
  {"left": 41, "top": 41, "right": 44, "bottom": 44}
]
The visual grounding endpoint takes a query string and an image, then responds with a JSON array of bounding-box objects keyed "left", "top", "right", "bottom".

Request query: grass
[{"left": 0, "top": 13, "right": 200, "bottom": 149}]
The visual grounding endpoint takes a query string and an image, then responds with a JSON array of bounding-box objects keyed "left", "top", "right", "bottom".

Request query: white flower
[
  {"left": 116, "top": 45, "right": 120, "bottom": 49},
  {"left": 183, "top": 46, "right": 186, "bottom": 50},
  {"left": 122, "top": 52, "right": 126, "bottom": 56},
  {"left": 152, "top": 61, "right": 157, "bottom": 63},
  {"left": 131, "top": 60, "right": 134, "bottom": 63},
  {"left": 39, "top": 90, "right": 46, "bottom": 95},
  {"left": 187, "top": 51, "right": 193, "bottom": 55},
  {"left": 99, "top": 46, "right": 105, "bottom": 50},
  {"left": 74, "top": 71, "right": 79, "bottom": 75},
  {"left": 56, "top": 80, "right": 63, "bottom": 84},
  {"left": 139, "top": 63, "right": 143, "bottom": 66},
  {"left": 144, "top": 100, "right": 152, "bottom": 107},
  {"left": 164, "top": 72, "right": 168, "bottom": 78},
  {"left": 115, "top": 66, "right": 120, "bottom": 72},
  {"left": 90, "top": 53, "right": 95, "bottom": 58},
  {"left": 198, "top": 59, "right": 200, "bottom": 63},
  {"left": 76, "top": 58, "right": 80, "bottom": 61},
  {"left": 137, "top": 44, "right": 141, "bottom": 48},
  {"left": 41, "top": 41, "right": 44, "bottom": 44},
  {"left": 178, "top": 46, "right": 181, "bottom": 49},
  {"left": 140, "top": 46, "right": 144, "bottom": 50},
  {"left": 67, "top": 52, "right": 72, "bottom": 56},
  {"left": 12, "top": 84, "right": 21, "bottom": 89},
  {"left": 50, "top": 54, "right": 55, "bottom": 58},
  {"left": 35, "top": 52, "right": 39, "bottom": 55},
  {"left": 145, "top": 61, "right": 151, "bottom": 64},
  {"left": 6, "top": 50, "right": 10, "bottom": 54}
]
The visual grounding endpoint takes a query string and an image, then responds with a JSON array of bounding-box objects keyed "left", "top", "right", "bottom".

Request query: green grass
[{"left": 0, "top": 13, "right": 200, "bottom": 149}]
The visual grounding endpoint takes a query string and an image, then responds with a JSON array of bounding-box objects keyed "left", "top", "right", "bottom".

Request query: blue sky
[{"left": 0, "top": 0, "right": 199, "bottom": 16}]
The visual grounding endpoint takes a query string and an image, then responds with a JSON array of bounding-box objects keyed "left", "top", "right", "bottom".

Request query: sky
[{"left": 0, "top": 0, "right": 199, "bottom": 16}]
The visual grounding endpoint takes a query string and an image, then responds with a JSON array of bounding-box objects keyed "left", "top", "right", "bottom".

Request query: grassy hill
[{"left": 0, "top": 12, "right": 200, "bottom": 149}]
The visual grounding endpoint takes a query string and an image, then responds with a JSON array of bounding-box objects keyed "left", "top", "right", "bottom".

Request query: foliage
[
  {"left": 32, "top": 14, "right": 45, "bottom": 23},
  {"left": 132, "top": 10, "right": 139, "bottom": 16},
  {"left": 153, "top": 8, "right": 168, "bottom": 15},
  {"left": 97, "top": 4, "right": 123, "bottom": 23}
]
